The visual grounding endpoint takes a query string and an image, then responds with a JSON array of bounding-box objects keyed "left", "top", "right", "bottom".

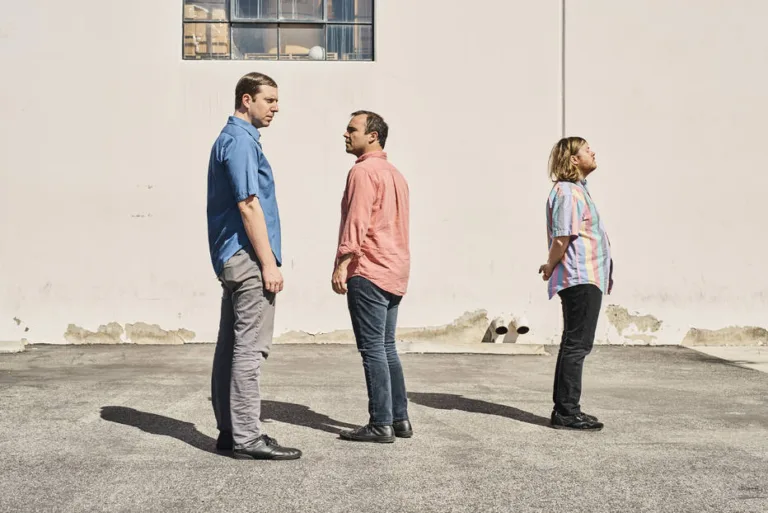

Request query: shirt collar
[
  {"left": 227, "top": 116, "right": 261, "bottom": 142},
  {"left": 355, "top": 150, "right": 387, "bottom": 164}
]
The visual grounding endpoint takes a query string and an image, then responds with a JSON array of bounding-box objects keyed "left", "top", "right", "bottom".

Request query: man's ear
[{"left": 368, "top": 131, "right": 379, "bottom": 144}]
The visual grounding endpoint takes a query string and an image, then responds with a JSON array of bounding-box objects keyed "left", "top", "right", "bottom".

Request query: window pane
[
  {"left": 234, "top": 0, "right": 278, "bottom": 20},
  {"left": 327, "top": 24, "right": 372, "bottom": 60},
  {"left": 183, "top": 23, "right": 231, "bottom": 59},
  {"left": 327, "top": 0, "right": 372, "bottom": 22},
  {"left": 232, "top": 24, "right": 278, "bottom": 60},
  {"left": 280, "top": 0, "right": 322, "bottom": 21},
  {"left": 279, "top": 25, "right": 324, "bottom": 60},
  {"left": 184, "top": 1, "right": 229, "bottom": 21}
]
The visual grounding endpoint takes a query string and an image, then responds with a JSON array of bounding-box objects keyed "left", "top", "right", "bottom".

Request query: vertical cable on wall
[{"left": 560, "top": 0, "right": 566, "bottom": 137}]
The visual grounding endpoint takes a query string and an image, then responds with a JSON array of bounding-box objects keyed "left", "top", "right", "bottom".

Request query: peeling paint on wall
[
  {"left": 606, "top": 305, "right": 662, "bottom": 343},
  {"left": 63, "top": 322, "right": 195, "bottom": 345},
  {"left": 275, "top": 311, "right": 491, "bottom": 345},
  {"left": 682, "top": 326, "right": 768, "bottom": 346},
  {"left": 64, "top": 323, "right": 124, "bottom": 345},
  {"left": 125, "top": 322, "right": 195, "bottom": 345},
  {"left": 399, "top": 311, "right": 490, "bottom": 343}
]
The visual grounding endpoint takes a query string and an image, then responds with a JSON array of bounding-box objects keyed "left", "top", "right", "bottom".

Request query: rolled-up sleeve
[
  {"left": 224, "top": 136, "right": 261, "bottom": 203},
  {"left": 336, "top": 167, "right": 377, "bottom": 259},
  {"left": 550, "top": 186, "right": 584, "bottom": 238}
]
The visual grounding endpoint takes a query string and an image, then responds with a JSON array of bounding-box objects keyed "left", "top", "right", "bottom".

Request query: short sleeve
[
  {"left": 224, "top": 136, "right": 261, "bottom": 203},
  {"left": 550, "top": 185, "right": 584, "bottom": 238}
]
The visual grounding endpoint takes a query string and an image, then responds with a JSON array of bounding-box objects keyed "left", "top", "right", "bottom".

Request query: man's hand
[
  {"left": 539, "top": 236, "right": 570, "bottom": 282},
  {"left": 538, "top": 263, "right": 555, "bottom": 281},
  {"left": 262, "top": 264, "right": 284, "bottom": 294},
  {"left": 332, "top": 258, "right": 351, "bottom": 295}
]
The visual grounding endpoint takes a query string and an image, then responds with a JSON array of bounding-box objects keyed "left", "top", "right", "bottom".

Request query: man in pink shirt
[{"left": 332, "top": 111, "right": 412, "bottom": 443}]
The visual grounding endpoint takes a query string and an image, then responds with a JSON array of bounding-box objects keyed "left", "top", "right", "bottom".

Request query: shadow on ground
[
  {"left": 100, "top": 406, "right": 219, "bottom": 454},
  {"left": 100, "top": 401, "right": 355, "bottom": 453},
  {"left": 408, "top": 392, "right": 551, "bottom": 427},
  {"left": 262, "top": 400, "right": 357, "bottom": 434}
]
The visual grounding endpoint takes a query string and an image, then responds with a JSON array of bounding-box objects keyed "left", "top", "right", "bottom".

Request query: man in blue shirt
[{"left": 207, "top": 72, "right": 301, "bottom": 460}]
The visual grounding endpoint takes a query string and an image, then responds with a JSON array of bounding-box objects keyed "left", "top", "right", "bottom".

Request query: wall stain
[
  {"left": 13, "top": 317, "right": 30, "bottom": 332},
  {"left": 64, "top": 322, "right": 195, "bottom": 345},
  {"left": 682, "top": 326, "right": 768, "bottom": 346}
]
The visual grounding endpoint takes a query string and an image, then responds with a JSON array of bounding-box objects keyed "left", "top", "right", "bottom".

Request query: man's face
[
  {"left": 244, "top": 85, "right": 279, "bottom": 128},
  {"left": 572, "top": 143, "right": 597, "bottom": 175},
  {"left": 343, "top": 114, "right": 373, "bottom": 156}
]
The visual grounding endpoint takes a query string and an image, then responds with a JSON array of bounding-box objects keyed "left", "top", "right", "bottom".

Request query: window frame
[{"left": 182, "top": 0, "right": 375, "bottom": 61}]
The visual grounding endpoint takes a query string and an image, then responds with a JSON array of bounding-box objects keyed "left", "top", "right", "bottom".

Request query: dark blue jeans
[{"left": 346, "top": 276, "right": 409, "bottom": 426}]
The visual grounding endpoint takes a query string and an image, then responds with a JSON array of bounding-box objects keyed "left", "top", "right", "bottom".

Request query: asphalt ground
[{"left": 1, "top": 344, "right": 766, "bottom": 513}]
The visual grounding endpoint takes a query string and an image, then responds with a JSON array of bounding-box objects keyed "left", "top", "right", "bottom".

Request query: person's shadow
[
  {"left": 100, "top": 406, "right": 219, "bottom": 455},
  {"left": 407, "top": 392, "right": 551, "bottom": 427},
  {"left": 100, "top": 402, "right": 355, "bottom": 453},
  {"left": 261, "top": 400, "right": 357, "bottom": 434}
]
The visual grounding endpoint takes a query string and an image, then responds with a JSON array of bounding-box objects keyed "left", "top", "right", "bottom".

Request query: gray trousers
[{"left": 211, "top": 248, "right": 276, "bottom": 449}]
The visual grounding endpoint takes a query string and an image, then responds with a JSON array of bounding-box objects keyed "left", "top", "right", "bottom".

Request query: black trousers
[{"left": 553, "top": 284, "right": 603, "bottom": 416}]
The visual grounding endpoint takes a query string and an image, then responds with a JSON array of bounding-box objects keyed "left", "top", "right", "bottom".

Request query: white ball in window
[{"left": 308, "top": 46, "right": 325, "bottom": 60}]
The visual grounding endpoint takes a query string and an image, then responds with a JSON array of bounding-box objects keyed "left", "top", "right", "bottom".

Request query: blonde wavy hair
[{"left": 548, "top": 136, "right": 587, "bottom": 182}]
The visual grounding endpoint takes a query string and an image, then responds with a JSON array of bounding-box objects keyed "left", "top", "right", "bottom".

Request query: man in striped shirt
[{"left": 539, "top": 137, "right": 613, "bottom": 431}]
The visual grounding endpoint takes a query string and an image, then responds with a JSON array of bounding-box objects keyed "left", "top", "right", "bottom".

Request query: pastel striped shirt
[{"left": 545, "top": 180, "right": 613, "bottom": 299}]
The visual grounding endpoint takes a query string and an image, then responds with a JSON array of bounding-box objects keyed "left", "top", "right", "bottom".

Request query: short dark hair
[
  {"left": 235, "top": 72, "right": 278, "bottom": 109},
  {"left": 351, "top": 110, "right": 389, "bottom": 149}
]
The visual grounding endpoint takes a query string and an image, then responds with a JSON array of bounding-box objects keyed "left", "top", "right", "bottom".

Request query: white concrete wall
[
  {"left": 0, "top": 0, "right": 563, "bottom": 344},
  {"left": 0, "top": 0, "right": 764, "bottom": 345}
]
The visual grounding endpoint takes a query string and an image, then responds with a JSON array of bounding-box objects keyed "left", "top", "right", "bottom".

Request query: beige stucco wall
[{"left": 0, "top": 1, "right": 764, "bottom": 346}]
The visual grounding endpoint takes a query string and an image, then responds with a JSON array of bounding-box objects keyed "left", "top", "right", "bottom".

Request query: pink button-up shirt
[{"left": 335, "top": 151, "right": 411, "bottom": 296}]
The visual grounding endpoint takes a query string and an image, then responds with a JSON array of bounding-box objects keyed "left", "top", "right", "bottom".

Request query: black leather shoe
[
  {"left": 551, "top": 410, "right": 599, "bottom": 423},
  {"left": 340, "top": 424, "right": 395, "bottom": 443},
  {"left": 216, "top": 431, "right": 233, "bottom": 451},
  {"left": 393, "top": 420, "right": 413, "bottom": 438},
  {"left": 232, "top": 435, "right": 302, "bottom": 460},
  {"left": 551, "top": 411, "right": 604, "bottom": 431}
]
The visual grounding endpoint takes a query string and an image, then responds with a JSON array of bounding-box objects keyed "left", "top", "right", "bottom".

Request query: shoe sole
[
  {"left": 551, "top": 424, "right": 603, "bottom": 431},
  {"left": 339, "top": 435, "right": 396, "bottom": 443},
  {"left": 394, "top": 432, "right": 413, "bottom": 438},
  {"left": 232, "top": 452, "right": 302, "bottom": 460}
]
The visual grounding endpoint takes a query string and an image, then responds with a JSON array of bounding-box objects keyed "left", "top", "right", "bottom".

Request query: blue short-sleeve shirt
[{"left": 207, "top": 116, "right": 282, "bottom": 276}]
